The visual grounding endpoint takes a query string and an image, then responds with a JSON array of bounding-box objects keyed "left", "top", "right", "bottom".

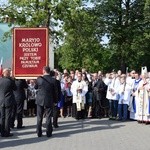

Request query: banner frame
[{"left": 13, "top": 27, "right": 49, "bottom": 79}]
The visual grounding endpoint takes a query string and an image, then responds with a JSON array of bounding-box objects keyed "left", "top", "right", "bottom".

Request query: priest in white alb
[
  {"left": 71, "top": 72, "right": 88, "bottom": 120},
  {"left": 137, "top": 71, "right": 150, "bottom": 124}
]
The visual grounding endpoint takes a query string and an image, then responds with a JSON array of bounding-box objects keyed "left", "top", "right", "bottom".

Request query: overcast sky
[{"left": 0, "top": 0, "right": 8, "bottom": 6}]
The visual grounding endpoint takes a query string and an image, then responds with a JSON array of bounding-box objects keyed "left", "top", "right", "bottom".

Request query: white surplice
[{"left": 71, "top": 80, "right": 88, "bottom": 111}]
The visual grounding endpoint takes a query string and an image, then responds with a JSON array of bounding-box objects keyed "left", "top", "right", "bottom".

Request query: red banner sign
[{"left": 13, "top": 28, "right": 49, "bottom": 79}]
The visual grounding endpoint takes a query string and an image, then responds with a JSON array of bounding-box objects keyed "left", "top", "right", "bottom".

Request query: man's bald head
[{"left": 3, "top": 68, "right": 11, "bottom": 77}]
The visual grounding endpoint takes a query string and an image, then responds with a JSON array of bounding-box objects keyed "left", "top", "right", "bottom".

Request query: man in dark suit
[
  {"left": 0, "top": 68, "right": 16, "bottom": 137},
  {"left": 92, "top": 73, "right": 107, "bottom": 118},
  {"left": 35, "top": 66, "right": 58, "bottom": 137},
  {"left": 50, "top": 70, "right": 61, "bottom": 128},
  {"left": 12, "top": 79, "right": 28, "bottom": 129}
]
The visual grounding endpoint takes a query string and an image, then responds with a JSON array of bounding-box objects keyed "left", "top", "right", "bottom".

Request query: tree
[
  {"left": 94, "top": 0, "right": 147, "bottom": 72},
  {"left": 56, "top": 6, "right": 105, "bottom": 72},
  {"left": 143, "top": 0, "right": 150, "bottom": 42},
  {"left": 0, "top": 0, "right": 84, "bottom": 44},
  {"left": 1, "top": 0, "right": 149, "bottom": 72},
  {"left": 130, "top": 0, "right": 150, "bottom": 69}
]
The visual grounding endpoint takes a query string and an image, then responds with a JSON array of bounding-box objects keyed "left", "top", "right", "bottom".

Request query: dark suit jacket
[
  {"left": 56, "top": 79, "right": 61, "bottom": 102},
  {"left": 35, "top": 75, "right": 58, "bottom": 108},
  {"left": 92, "top": 79, "right": 107, "bottom": 101},
  {"left": 14, "top": 79, "right": 28, "bottom": 102},
  {"left": 0, "top": 77, "right": 17, "bottom": 107}
]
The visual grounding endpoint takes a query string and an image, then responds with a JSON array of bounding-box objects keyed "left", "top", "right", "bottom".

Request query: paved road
[{"left": 0, "top": 117, "right": 150, "bottom": 150}]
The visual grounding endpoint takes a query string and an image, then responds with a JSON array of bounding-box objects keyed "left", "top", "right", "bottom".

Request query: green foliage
[
  {"left": 56, "top": 7, "right": 104, "bottom": 72},
  {"left": 131, "top": 0, "right": 150, "bottom": 69},
  {"left": 0, "top": 0, "right": 150, "bottom": 72},
  {"left": 0, "top": 0, "right": 75, "bottom": 42},
  {"left": 93, "top": 0, "right": 148, "bottom": 72},
  {"left": 144, "top": 0, "right": 150, "bottom": 39},
  {"left": 56, "top": 0, "right": 150, "bottom": 73}
]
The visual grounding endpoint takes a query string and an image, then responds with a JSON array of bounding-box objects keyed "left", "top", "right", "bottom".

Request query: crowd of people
[{"left": 0, "top": 66, "right": 150, "bottom": 138}]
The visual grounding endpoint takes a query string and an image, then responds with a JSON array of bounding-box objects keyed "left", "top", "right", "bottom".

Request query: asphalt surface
[{"left": 0, "top": 117, "right": 150, "bottom": 150}]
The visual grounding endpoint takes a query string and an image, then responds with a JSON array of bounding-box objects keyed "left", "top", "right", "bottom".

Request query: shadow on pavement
[
  {"left": 53, "top": 119, "right": 125, "bottom": 138},
  {"left": 0, "top": 118, "right": 125, "bottom": 148},
  {"left": 0, "top": 136, "right": 49, "bottom": 149}
]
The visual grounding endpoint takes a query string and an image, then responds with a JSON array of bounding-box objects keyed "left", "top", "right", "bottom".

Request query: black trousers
[
  {"left": 72, "top": 103, "right": 77, "bottom": 118},
  {"left": 92, "top": 100, "right": 102, "bottom": 118},
  {"left": 76, "top": 110, "right": 86, "bottom": 119},
  {"left": 10, "top": 102, "right": 17, "bottom": 128},
  {"left": 0, "top": 106, "right": 12, "bottom": 137},
  {"left": 53, "top": 106, "right": 59, "bottom": 126},
  {"left": 72, "top": 103, "right": 85, "bottom": 120},
  {"left": 16, "top": 101, "right": 24, "bottom": 127},
  {"left": 11, "top": 100, "right": 24, "bottom": 128},
  {"left": 37, "top": 105, "right": 53, "bottom": 136}
]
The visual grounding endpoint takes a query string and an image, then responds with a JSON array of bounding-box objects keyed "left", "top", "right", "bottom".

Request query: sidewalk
[{"left": 0, "top": 117, "right": 150, "bottom": 150}]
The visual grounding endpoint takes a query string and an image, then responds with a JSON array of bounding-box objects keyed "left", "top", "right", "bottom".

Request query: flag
[{"left": 0, "top": 57, "right": 3, "bottom": 77}]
